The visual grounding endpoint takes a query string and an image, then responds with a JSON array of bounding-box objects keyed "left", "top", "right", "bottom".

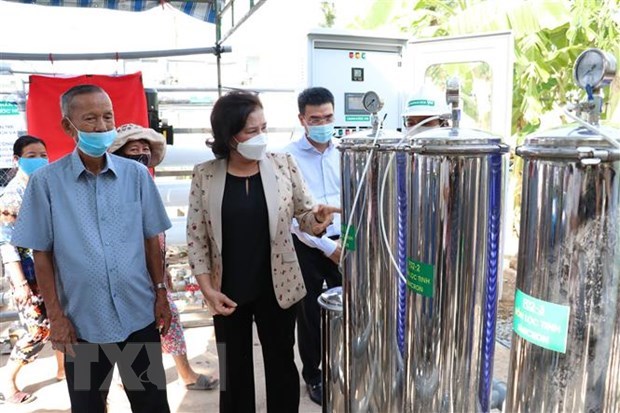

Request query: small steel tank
[
  {"left": 318, "top": 286, "right": 345, "bottom": 413},
  {"left": 505, "top": 124, "right": 620, "bottom": 413},
  {"left": 403, "top": 127, "right": 509, "bottom": 413},
  {"left": 339, "top": 130, "right": 405, "bottom": 413}
]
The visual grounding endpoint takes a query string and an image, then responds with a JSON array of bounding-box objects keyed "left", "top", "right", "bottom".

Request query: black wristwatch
[{"left": 155, "top": 282, "right": 167, "bottom": 291}]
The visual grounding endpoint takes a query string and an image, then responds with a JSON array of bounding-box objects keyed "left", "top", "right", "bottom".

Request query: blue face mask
[
  {"left": 307, "top": 123, "right": 335, "bottom": 144},
  {"left": 76, "top": 129, "right": 117, "bottom": 158},
  {"left": 18, "top": 157, "right": 49, "bottom": 176}
]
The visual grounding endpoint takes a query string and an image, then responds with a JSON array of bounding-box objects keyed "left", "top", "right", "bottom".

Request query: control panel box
[{"left": 307, "top": 29, "right": 408, "bottom": 136}]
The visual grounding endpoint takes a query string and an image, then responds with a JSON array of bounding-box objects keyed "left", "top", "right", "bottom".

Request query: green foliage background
[
  {"left": 327, "top": 0, "right": 620, "bottom": 241},
  {"left": 342, "top": 0, "right": 620, "bottom": 138}
]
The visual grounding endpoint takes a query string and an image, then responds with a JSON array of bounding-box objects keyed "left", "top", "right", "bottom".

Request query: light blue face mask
[
  {"left": 75, "top": 128, "right": 117, "bottom": 158},
  {"left": 67, "top": 118, "right": 117, "bottom": 157},
  {"left": 18, "top": 157, "right": 49, "bottom": 176},
  {"left": 307, "top": 123, "right": 335, "bottom": 144}
]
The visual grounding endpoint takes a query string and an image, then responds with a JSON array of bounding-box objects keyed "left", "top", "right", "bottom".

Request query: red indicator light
[{"left": 349, "top": 52, "right": 354, "bottom": 58}]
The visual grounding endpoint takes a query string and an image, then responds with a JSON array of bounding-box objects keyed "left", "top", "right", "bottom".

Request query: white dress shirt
[{"left": 282, "top": 135, "right": 341, "bottom": 257}]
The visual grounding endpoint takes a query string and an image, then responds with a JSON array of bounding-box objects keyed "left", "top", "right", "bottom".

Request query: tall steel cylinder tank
[
  {"left": 403, "top": 128, "right": 509, "bottom": 413},
  {"left": 505, "top": 125, "right": 620, "bottom": 412},
  {"left": 339, "top": 130, "right": 406, "bottom": 413}
]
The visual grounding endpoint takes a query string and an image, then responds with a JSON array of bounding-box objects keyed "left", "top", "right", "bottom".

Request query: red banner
[{"left": 26, "top": 73, "right": 148, "bottom": 161}]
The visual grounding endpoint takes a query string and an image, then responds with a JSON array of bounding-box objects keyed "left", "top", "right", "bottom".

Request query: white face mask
[{"left": 235, "top": 133, "right": 267, "bottom": 161}]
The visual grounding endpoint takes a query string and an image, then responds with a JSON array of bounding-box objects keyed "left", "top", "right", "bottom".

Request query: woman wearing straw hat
[{"left": 110, "top": 123, "right": 218, "bottom": 391}]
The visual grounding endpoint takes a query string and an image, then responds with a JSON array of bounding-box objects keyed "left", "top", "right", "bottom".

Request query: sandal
[
  {"left": 185, "top": 374, "right": 219, "bottom": 391},
  {"left": 0, "top": 391, "right": 37, "bottom": 404}
]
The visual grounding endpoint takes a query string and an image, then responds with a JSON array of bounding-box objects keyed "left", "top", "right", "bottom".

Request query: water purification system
[
  {"left": 337, "top": 83, "right": 509, "bottom": 412},
  {"left": 339, "top": 101, "right": 405, "bottom": 412},
  {"left": 505, "top": 48, "right": 620, "bottom": 413},
  {"left": 402, "top": 83, "right": 509, "bottom": 412}
]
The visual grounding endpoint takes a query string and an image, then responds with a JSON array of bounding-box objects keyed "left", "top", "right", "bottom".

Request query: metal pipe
[{"left": 1, "top": 46, "right": 232, "bottom": 62}]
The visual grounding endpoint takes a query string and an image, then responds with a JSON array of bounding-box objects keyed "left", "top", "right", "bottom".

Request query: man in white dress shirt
[{"left": 283, "top": 87, "right": 341, "bottom": 406}]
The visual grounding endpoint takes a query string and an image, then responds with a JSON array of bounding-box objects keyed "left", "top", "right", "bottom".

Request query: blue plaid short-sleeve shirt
[{"left": 12, "top": 150, "right": 171, "bottom": 343}]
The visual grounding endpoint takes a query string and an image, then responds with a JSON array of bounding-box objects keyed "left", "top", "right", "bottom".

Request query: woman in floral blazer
[{"left": 186, "top": 91, "right": 338, "bottom": 413}]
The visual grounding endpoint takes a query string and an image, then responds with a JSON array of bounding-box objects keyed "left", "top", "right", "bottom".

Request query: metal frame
[
  {"left": 1, "top": 1, "right": 270, "bottom": 96},
  {"left": 213, "top": 0, "right": 268, "bottom": 95}
]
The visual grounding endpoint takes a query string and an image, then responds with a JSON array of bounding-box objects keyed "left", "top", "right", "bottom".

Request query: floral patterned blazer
[{"left": 186, "top": 152, "right": 320, "bottom": 309}]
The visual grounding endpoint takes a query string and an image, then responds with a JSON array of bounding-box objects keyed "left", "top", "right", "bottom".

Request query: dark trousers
[
  {"left": 213, "top": 289, "right": 299, "bottom": 413},
  {"left": 292, "top": 235, "right": 342, "bottom": 386},
  {"left": 64, "top": 322, "right": 170, "bottom": 413}
]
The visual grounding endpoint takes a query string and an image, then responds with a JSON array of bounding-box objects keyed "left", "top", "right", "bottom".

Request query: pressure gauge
[
  {"left": 573, "top": 48, "right": 617, "bottom": 90},
  {"left": 362, "top": 91, "right": 384, "bottom": 113}
]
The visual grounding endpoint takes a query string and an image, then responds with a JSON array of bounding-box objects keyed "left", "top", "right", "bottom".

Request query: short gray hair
[{"left": 60, "top": 84, "right": 107, "bottom": 118}]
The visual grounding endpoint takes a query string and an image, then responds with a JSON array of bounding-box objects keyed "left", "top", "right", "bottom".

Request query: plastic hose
[
  {"left": 375, "top": 116, "right": 441, "bottom": 354},
  {"left": 339, "top": 130, "right": 382, "bottom": 269},
  {"left": 478, "top": 153, "right": 502, "bottom": 412},
  {"left": 396, "top": 151, "right": 408, "bottom": 355}
]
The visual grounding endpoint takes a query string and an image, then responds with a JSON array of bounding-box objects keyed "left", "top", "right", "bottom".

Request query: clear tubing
[
  {"left": 341, "top": 115, "right": 441, "bottom": 272},
  {"left": 563, "top": 107, "right": 620, "bottom": 149}
]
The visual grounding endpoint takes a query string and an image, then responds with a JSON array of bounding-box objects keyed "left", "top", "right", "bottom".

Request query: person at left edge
[
  {"left": 0, "top": 135, "right": 65, "bottom": 405},
  {"left": 11, "top": 84, "right": 172, "bottom": 413}
]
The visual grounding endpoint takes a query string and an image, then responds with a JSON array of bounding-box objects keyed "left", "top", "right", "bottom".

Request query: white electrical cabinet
[
  {"left": 307, "top": 29, "right": 408, "bottom": 136},
  {"left": 306, "top": 29, "right": 513, "bottom": 142}
]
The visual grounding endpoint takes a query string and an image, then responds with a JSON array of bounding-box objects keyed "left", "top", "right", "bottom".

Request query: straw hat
[{"left": 110, "top": 123, "right": 167, "bottom": 167}]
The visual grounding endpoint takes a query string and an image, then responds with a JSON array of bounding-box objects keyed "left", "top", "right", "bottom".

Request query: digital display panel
[
  {"left": 351, "top": 67, "right": 364, "bottom": 81},
  {"left": 345, "top": 93, "right": 367, "bottom": 115}
]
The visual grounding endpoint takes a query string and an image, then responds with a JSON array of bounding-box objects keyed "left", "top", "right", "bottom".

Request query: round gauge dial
[
  {"left": 573, "top": 48, "right": 617, "bottom": 90},
  {"left": 362, "top": 91, "right": 384, "bottom": 113}
]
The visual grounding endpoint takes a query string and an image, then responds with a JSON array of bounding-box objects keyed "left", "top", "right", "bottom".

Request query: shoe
[
  {"left": 185, "top": 374, "right": 219, "bottom": 391},
  {"left": 0, "top": 391, "right": 37, "bottom": 404},
  {"left": 306, "top": 382, "right": 322, "bottom": 406}
]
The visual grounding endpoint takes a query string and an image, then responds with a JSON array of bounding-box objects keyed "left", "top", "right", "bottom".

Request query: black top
[{"left": 221, "top": 172, "right": 272, "bottom": 305}]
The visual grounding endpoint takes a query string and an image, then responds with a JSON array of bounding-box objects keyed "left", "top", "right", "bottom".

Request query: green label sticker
[
  {"left": 0, "top": 102, "right": 19, "bottom": 116},
  {"left": 345, "top": 115, "right": 370, "bottom": 122},
  {"left": 341, "top": 223, "right": 356, "bottom": 251},
  {"left": 407, "top": 99, "right": 435, "bottom": 108},
  {"left": 406, "top": 258, "right": 434, "bottom": 297},
  {"left": 513, "top": 289, "right": 570, "bottom": 353}
]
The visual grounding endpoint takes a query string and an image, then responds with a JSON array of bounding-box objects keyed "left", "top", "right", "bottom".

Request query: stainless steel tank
[
  {"left": 506, "top": 124, "right": 620, "bottom": 413},
  {"left": 319, "top": 286, "right": 345, "bottom": 413},
  {"left": 339, "top": 130, "right": 405, "bottom": 412},
  {"left": 403, "top": 127, "right": 509, "bottom": 413}
]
